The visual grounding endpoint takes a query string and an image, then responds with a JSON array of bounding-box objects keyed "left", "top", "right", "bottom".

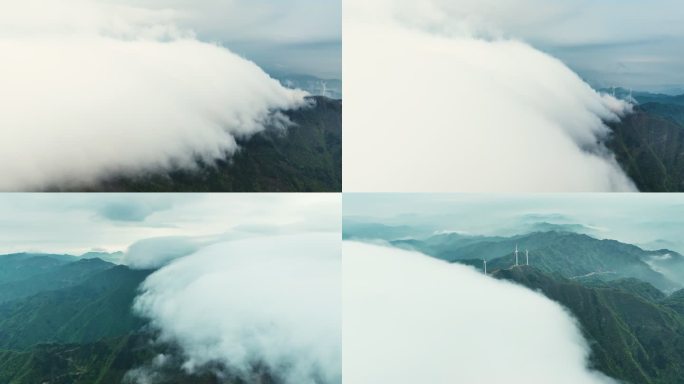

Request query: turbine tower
[
  {"left": 483, "top": 258, "right": 487, "bottom": 275},
  {"left": 526, "top": 249, "right": 529, "bottom": 266},
  {"left": 320, "top": 80, "right": 328, "bottom": 97},
  {"left": 514, "top": 244, "right": 519, "bottom": 267}
]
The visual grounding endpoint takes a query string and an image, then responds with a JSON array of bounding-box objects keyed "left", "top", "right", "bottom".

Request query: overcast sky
[
  {"left": 344, "top": 194, "right": 684, "bottom": 254},
  {"left": 0, "top": 194, "right": 340, "bottom": 256},
  {"left": 141, "top": 0, "right": 342, "bottom": 79},
  {"left": 486, "top": 0, "right": 684, "bottom": 93},
  {"left": 354, "top": 0, "right": 684, "bottom": 93}
]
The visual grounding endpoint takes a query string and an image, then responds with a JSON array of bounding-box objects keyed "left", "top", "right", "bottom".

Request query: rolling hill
[
  {"left": 0, "top": 258, "right": 115, "bottom": 304},
  {"left": 0, "top": 253, "right": 77, "bottom": 285},
  {"left": 0, "top": 264, "right": 150, "bottom": 350}
]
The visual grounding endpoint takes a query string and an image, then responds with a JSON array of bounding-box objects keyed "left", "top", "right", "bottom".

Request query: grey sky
[
  {"left": 0, "top": 194, "right": 339, "bottom": 256},
  {"left": 344, "top": 194, "right": 684, "bottom": 254},
  {"left": 506, "top": 0, "right": 684, "bottom": 93},
  {"left": 396, "top": 0, "right": 684, "bottom": 93},
  {"left": 115, "top": 0, "right": 342, "bottom": 79}
]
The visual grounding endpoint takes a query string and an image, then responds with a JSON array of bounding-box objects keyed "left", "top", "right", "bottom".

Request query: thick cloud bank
[
  {"left": 122, "top": 236, "right": 212, "bottom": 269},
  {"left": 343, "top": 0, "right": 636, "bottom": 192},
  {"left": 0, "top": 0, "right": 307, "bottom": 191},
  {"left": 133, "top": 234, "right": 341, "bottom": 384},
  {"left": 343, "top": 242, "right": 618, "bottom": 384}
]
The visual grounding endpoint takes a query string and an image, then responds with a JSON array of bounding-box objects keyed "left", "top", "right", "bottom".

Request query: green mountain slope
[
  {"left": 0, "top": 333, "right": 270, "bottom": 384},
  {"left": 54, "top": 96, "right": 342, "bottom": 192},
  {"left": 391, "top": 232, "right": 507, "bottom": 260},
  {"left": 0, "top": 258, "right": 114, "bottom": 304},
  {"left": 608, "top": 101, "right": 684, "bottom": 192},
  {"left": 0, "top": 335, "right": 152, "bottom": 384},
  {"left": 0, "top": 255, "right": 270, "bottom": 383},
  {"left": 664, "top": 290, "right": 684, "bottom": 315},
  {"left": 399, "top": 231, "right": 683, "bottom": 292},
  {"left": 0, "top": 253, "right": 76, "bottom": 285},
  {"left": 580, "top": 278, "right": 667, "bottom": 303},
  {"left": 0, "top": 265, "right": 151, "bottom": 350},
  {"left": 494, "top": 266, "right": 684, "bottom": 384}
]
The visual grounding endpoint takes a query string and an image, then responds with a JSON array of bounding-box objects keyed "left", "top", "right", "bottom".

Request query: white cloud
[
  {"left": 343, "top": 242, "right": 618, "bottom": 384},
  {"left": 343, "top": 0, "right": 637, "bottom": 192},
  {"left": 122, "top": 235, "right": 214, "bottom": 269},
  {"left": 0, "top": 0, "right": 308, "bottom": 190},
  {"left": 133, "top": 234, "right": 341, "bottom": 384},
  {"left": 446, "top": 0, "right": 684, "bottom": 93},
  {"left": 100, "top": 0, "right": 342, "bottom": 44}
]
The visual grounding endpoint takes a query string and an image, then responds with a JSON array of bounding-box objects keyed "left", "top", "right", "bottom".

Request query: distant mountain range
[
  {"left": 49, "top": 96, "right": 342, "bottom": 192},
  {"left": 391, "top": 230, "right": 684, "bottom": 292},
  {"left": 0, "top": 253, "right": 251, "bottom": 383},
  {"left": 603, "top": 88, "right": 684, "bottom": 191},
  {"left": 274, "top": 74, "right": 342, "bottom": 100},
  {"left": 600, "top": 88, "right": 684, "bottom": 106}
]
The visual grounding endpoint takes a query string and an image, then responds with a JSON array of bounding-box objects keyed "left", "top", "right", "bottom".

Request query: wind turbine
[
  {"left": 319, "top": 80, "right": 328, "bottom": 97},
  {"left": 483, "top": 259, "right": 487, "bottom": 275},
  {"left": 628, "top": 87, "right": 636, "bottom": 104},
  {"left": 526, "top": 249, "right": 529, "bottom": 266},
  {"left": 514, "top": 244, "right": 519, "bottom": 267}
]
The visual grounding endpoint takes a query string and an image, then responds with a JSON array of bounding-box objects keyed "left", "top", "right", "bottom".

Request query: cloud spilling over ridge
[
  {"left": 122, "top": 235, "right": 215, "bottom": 269},
  {"left": 0, "top": 0, "right": 308, "bottom": 191},
  {"left": 133, "top": 234, "right": 341, "bottom": 384},
  {"left": 343, "top": 0, "right": 636, "bottom": 192},
  {"left": 344, "top": 242, "right": 618, "bottom": 384}
]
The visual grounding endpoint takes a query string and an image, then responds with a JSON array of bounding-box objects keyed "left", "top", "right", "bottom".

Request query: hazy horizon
[
  {"left": 0, "top": 194, "right": 339, "bottom": 257},
  {"left": 344, "top": 194, "right": 684, "bottom": 254}
]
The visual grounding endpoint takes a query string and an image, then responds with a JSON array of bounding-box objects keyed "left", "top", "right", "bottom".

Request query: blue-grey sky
[
  {"left": 0, "top": 194, "right": 339, "bottom": 256},
  {"left": 505, "top": 0, "right": 684, "bottom": 93},
  {"left": 344, "top": 194, "right": 684, "bottom": 254},
  {"left": 387, "top": 0, "right": 684, "bottom": 93}
]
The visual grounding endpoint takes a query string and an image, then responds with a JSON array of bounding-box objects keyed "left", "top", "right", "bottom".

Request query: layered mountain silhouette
[
  {"left": 392, "top": 231, "right": 684, "bottom": 292},
  {"left": 0, "top": 253, "right": 262, "bottom": 383}
]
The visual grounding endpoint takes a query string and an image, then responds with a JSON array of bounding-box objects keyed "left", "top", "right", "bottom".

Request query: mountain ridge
[
  {"left": 493, "top": 266, "right": 684, "bottom": 384},
  {"left": 607, "top": 93, "right": 684, "bottom": 192},
  {"left": 49, "top": 96, "right": 342, "bottom": 192},
  {"left": 389, "top": 230, "right": 683, "bottom": 292}
]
